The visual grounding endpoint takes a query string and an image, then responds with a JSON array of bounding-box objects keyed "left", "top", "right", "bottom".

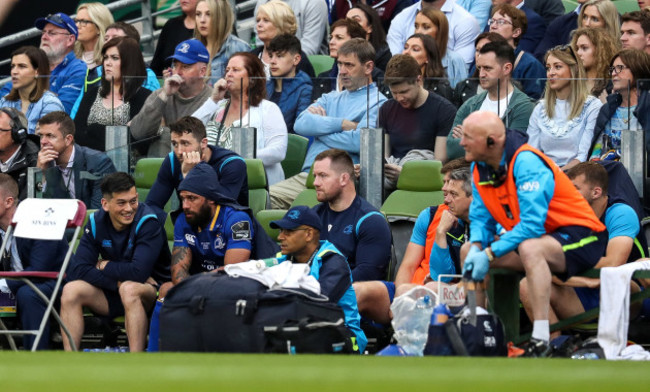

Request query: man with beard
[{"left": 0, "top": 13, "right": 86, "bottom": 114}]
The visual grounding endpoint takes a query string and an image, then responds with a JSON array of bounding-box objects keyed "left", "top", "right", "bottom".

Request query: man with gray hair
[{"left": 353, "top": 159, "right": 472, "bottom": 324}]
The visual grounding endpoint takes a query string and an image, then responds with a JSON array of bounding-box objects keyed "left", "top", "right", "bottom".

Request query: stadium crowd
[{"left": 0, "top": 0, "right": 649, "bottom": 356}]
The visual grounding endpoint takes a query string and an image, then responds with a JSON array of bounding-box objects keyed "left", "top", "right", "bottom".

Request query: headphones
[
  {"left": 0, "top": 108, "right": 27, "bottom": 144},
  {"left": 486, "top": 136, "right": 495, "bottom": 147}
]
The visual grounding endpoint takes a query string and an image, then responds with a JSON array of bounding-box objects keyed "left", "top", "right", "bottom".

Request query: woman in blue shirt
[{"left": 0, "top": 46, "right": 64, "bottom": 134}]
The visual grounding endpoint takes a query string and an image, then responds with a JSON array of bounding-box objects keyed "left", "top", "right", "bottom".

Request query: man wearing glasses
[{"left": 1, "top": 13, "right": 86, "bottom": 114}]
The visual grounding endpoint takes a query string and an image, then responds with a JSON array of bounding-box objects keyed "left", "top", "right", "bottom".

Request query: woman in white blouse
[
  {"left": 193, "top": 52, "right": 287, "bottom": 185},
  {"left": 527, "top": 45, "right": 603, "bottom": 170}
]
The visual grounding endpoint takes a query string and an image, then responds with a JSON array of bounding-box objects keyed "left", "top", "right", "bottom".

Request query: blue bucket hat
[
  {"left": 270, "top": 206, "right": 322, "bottom": 232},
  {"left": 35, "top": 13, "right": 78, "bottom": 39},
  {"left": 167, "top": 39, "right": 210, "bottom": 64}
]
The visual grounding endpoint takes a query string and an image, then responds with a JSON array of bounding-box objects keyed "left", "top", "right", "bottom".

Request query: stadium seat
[
  {"left": 291, "top": 165, "right": 319, "bottom": 208},
  {"left": 256, "top": 209, "right": 285, "bottom": 242},
  {"left": 246, "top": 158, "right": 270, "bottom": 216},
  {"left": 562, "top": 0, "right": 578, "bottom": 13},
  {"left": 613, "top": 0, "right": 640, "bottom": 13},
  {"left": 380, "top": 160, "right": 444, "bottom": 220},
  {"left": 281, "top": 134, "right": 309, "bottom": 179},
  {"left": 308, "top": 55, "right": 335, "bottom": 76},
  {"left": 133, "top": 158, "right": 164, "bottom": 203},
  {"left": 165, "top": 214, "right": 175, "bottom": 251}
]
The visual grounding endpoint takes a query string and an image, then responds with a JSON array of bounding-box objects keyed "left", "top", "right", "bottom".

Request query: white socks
[{"left": 532, "top": 320, "right": 550, "bottom": 343}]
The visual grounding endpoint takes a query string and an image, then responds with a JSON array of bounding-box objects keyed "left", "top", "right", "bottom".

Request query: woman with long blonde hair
[
  {"left": 578, "top": 0, "right": 621, "bottom": 41},
  {"left": 570, "top": 27, "right": 620, "bottom": 101},
  {"left": 527, "top": 46, "right": 603, "bottom": 170},
  {"left": 73, "top": 2, "right": 114, "bottom": 71}
]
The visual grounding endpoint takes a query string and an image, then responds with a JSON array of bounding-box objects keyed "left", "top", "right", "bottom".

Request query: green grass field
[{"left": 0, "top": 352, "right": 647, "bottom": 391}]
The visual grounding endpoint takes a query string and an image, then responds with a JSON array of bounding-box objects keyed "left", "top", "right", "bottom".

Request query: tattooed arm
[{"left": 171, "top": 246, "right": 192, "bottom": 285}]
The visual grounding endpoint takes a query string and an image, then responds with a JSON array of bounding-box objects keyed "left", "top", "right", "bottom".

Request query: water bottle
[
  {"left": 570, "top": 351, "right": 600, "bottom": 360},
  {"left": 431, "top": 303, "right": 452, "bottom": 325},
  {"left": 400, "top": 295, "right": 433, "bottom": 356}
]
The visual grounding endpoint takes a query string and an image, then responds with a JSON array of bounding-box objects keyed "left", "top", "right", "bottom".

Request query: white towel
[
  {"left": 224, "top": 260, "right": 321, "bottom": 293},
  {"left": 597, "top": 260, "right": 650, "bottom": 360}
]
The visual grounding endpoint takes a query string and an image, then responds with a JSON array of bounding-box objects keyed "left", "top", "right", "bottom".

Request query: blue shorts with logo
[{"left": 548, "top": 226, "right": 607, "bottom": 280}]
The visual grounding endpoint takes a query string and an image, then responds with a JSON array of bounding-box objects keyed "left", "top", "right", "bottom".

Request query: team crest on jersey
[
  {"left": 231, "top": 221, "right": 251, "bottom": 240},
  {"left": 213, "top": 234, "right": 225, "bottom": 250},
  {"left": 102, "top": 239, "right": 112, "bottom": 248},
  {"left": 185, "top": 233, "right": 196, "bottom": 246},
  {"left": 343, "top": 225, "right": 353, "bottom": 235}
]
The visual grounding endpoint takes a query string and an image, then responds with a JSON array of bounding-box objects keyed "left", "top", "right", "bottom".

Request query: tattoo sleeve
[{"left": 171, "top": 246, "right": 192, "bottom": 284}]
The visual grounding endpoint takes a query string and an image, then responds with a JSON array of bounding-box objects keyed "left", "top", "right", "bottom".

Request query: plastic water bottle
[
  {"left": 400, "top": 295, "right": 433, "bottom": 356},
  {"left": 571, "top": 352, "right": 600, "bottom": 360}
]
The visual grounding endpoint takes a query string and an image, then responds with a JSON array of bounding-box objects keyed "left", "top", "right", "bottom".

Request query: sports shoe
[{"left": 519, "top": 338, "right": 552, "bottom": 358}]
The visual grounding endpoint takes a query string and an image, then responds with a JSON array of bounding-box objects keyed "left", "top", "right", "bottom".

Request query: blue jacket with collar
[{"left": 266, "top": 70, "right": 313, "bottom": 135}]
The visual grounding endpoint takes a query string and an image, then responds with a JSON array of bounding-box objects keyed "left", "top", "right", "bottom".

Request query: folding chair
[{"left": 0, "top": 199, "right": 86, "bottom": 351}]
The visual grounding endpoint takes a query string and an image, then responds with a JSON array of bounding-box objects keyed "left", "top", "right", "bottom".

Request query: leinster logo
[
  {"left": 288, "top": 210, "right": 300, "bottom": 220},
  {"left": 343, "top": 225, "right": 353, "bottom": 235},
  {"left": 178, "top": 42, "right": 190, "bottom": 53},
  {"left": 213, "top": 234, "right": 225, "bottom": 250}
]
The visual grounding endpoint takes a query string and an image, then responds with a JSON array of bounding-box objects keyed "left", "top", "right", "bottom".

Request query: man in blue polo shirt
[
  {"left": 1, "top": 13, "right": 86, "bottom": 114},
  {"left": 146, "top": 116, "right": 248, "bottom": 213},
  {"left": 271, "top": 205, "right": 367, "bottom": 353}
]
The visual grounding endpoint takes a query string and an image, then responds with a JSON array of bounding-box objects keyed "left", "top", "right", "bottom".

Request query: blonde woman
[
  {"left": 570, "top": 27, "right": 620, "bottom": 101},
  {"left": 578, "top": 0, "right": 621, "bottom": 41},
  {"left": 74, "top": 2, "right": 114, "bottom": 71},
  {"left": 527, "top": 46, "right": 603, "bottom": 170},
  {"left": 253, "top": 0, "right": 314, "bottom": 77},
  {"left": 195, "top": 0, "right": 249, "bottom": 80}
]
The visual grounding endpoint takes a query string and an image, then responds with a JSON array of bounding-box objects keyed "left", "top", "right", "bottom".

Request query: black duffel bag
[{"left": 159, "top": 272, "right": 351, "bottom": 353}]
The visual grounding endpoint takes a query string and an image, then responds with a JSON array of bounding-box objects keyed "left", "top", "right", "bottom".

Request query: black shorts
[
  {"left": 549, "top": 225, "right": 607, "bottom": 280},
  {"left": 102, "top": 289, "right": 125, "bottom": 318}
]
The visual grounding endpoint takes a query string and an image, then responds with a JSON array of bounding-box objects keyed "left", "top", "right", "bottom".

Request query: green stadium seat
[
  {"left": 291, "top": 165, "right": 319, "bottom": 208},
  {"left": 562, "top": 0, "right": 579, "bottom": 13},
  {"left": 134, "top": 158, "right": 163, "bottom": 203},
  {"left": 613, "top": 0, "right": 640, "bottom": 13},
  {"left": 165, "top": 213, "right": 174, "bottom": 251},
  {"left": 380, "top": 160, "right": 444, "bottom": 220},
  {"left": 256, "top": 209, "right": 286, "bottom": 242},
  {"left": 308, "top": 55, "right": 335, "bottom": 76},
  {"left": 281, "top": 134, "right": 309, "bottom": 179},
  {"left": 246, "top": 159, "right": 270, "bottom": 216}
]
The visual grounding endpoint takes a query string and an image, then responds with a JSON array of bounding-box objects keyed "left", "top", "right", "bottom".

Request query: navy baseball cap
[
  {"left": 35, "top": 13, "right": 78, "bottom": 39},
  {"left": 167, "top": 39, "right": 210, "bottom": 64},
  {"left": 270, "top": 206, "right": 322, "bottom": 232}
]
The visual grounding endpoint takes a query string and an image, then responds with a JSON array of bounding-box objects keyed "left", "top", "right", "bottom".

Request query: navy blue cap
[
  {"left": 167, "top": 39, "right": 210, "bottom": 64},
  {"left": 178, "top": 162, "right": 230, "bottom": 202},
  {"left": 35, "top": 13, "right": 78, "bottom": 39},
  {"left": 270, "top": 206, "right": 322, "bottom": 231}
]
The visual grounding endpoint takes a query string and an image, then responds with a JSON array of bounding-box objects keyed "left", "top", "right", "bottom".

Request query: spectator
[
  {"left": 311, "top": 149, "right": 392, "bottom": 282},
  {"left": 70, "top": 22, "right": 161, "bottom": 119},
  {"left": 488, "top": 0, "right": 546, "bottom": 54},
  {"left": 146, "top": 116, "right": 248, "bottom": 211},
  {"left": 447, "top": 41, "right": 534, "bottom": 160},
  {"left": 354, "top": 161, "right": 471, "bottom": 324},
  {"left": 387, "top": 0, "right": 481, "bottom": 65},
  {"left": 0, "top": 13, "right": 87, "bottom": 114},
  {"left": 73, "top": 3, "right": 114, "bottom": 74},
  {"left": 35, "top": 111, "right": 116, "bottom": 209},
  {"left": 521, "top": 162, "right": 641, "bottom": 339},
  {"left": 252, "top": 0, "right": 315, "bottom": 78},
  {"left": 61, "top": 172, "right": 170, "bottom": 352},
  {"left": 381, "top": 54, "right": 456, "bottom": 189},
  {"left": 455, "top": 0, "right": 492, "bottom": 30},
  {"left": 590, "top": 49, "right": 650, "bottom": 161},
  {"left": 149, "top": 0, "right": 198, "bottom": 76},
  {"left": 255, "top": 0, "right": 329, "bottom": 56},
  {"left": 534, "top": 0, "right": 588, "bottom": 63},
  {"left": 129, "top": 39, "right": 212, "bottom": 157},
  {"left": 525, "top": 0, "right": 565, "bottom": 26},
  {"left": 460, "top": 111, "right": 607, "bottom": 357},
  {"left": 488, "top": 4, "right": 545, "bottom": 99},
  {"left": 0, "top": 46, "right": 64, "bottom": 134},
  {"left": 403, "top": 34, "right": 455, "bottom": 102},
  {"left": 347, "top": 4, "right": 392, "bottom": 71},
  {"left": 578, "top": 0, "right": 621, "bottom": 41},
  {"left": 330, "top": 0, "right": 412, "bottom": 33},
  {"left": 266, "top": 34, "right": 313, "bottom": 135},
  {"left": 74, "top": 38, "right": 151, "bottom": 153},
  {"left": 269, "top": 39, "right": 388, "bottom": 209},
  {"left": 271, "top": 205, "right": 367, "bottom": 353},
  {"left": 570, "top": 27, "right": 620, "bottom": 102},
  {"left": 161, "top": 163, "right": 253, "bottom": 296},
  {"left": 414, "top": 8, "right": 467, "bottom": 87},
  {"left": 0, "top": 174, "right": 69, "bottom": 350},
  {"left": 192, "top": 52, "right": 288, "bottom": 185},
  {"left": 620, "top": 10, "right": 650, "bottom": 54},
  {"left": 195, "top": 0, "right": 250, "bottom": 80},
  {"left": 0, "top": 109, "right": 39, "bottom": 200},
  {"left": 528, "top": 45, "right": 603, "bottom": 170}
]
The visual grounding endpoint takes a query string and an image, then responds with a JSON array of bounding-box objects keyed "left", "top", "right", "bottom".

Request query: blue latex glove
[{"left": 462, "top": 245, "right": 490, "bottom": 281}]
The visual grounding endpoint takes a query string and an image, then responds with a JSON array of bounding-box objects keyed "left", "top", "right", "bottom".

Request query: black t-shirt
[{"left": 379, "top": 92, "right": 457, "bottom": 158}]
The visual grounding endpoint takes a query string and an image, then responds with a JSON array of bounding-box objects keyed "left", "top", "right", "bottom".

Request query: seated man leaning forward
[
  {"left": 60, "top": 172, "right": 171, "bottom": 352},
  {"left": 354, "top": 159, "right": 471, "bottom": 324},
  {"left": 460, "top": 111, "right": 607, "bottom": 357},
  {"left": 159, "top": 162, "right": 254, "bottom": 297},
  {"left": 271, "top": 205, "right": 367, "bottom": 354}
]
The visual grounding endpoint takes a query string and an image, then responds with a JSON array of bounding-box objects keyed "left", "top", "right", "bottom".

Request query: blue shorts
[
  {"left": 549, "top": 226, "right": 607, "bottom": 280},
  {"left": 574, "top": 287, "right": 600, "bottom": 312},
  {"left": 381, "top": 281, "right": 396, "bottom": 304}
]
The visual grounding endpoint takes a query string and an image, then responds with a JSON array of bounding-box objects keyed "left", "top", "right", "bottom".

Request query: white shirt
[
  {"left": 0, "top": 145, "right": 22, "bottom": 173},
  {"left": 0, "top": 229, "right": 23, "bottom": 294},
  {"left": 386, "top": 0, "right": 480, "bottom": 64},
  {"left": 479, "top": 91, "right": 514, "bottom": 119}
]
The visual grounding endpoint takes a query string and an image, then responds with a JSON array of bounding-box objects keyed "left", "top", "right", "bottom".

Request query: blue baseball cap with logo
[
  {"left": 270, "top": 206, "right": 322, "bottom": 232},
  {"left": 35, "top": 13, "right": 78, "bottom": 39},
  {"left": 167, "top": 39, "right": 210, "bottom": 65}
]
